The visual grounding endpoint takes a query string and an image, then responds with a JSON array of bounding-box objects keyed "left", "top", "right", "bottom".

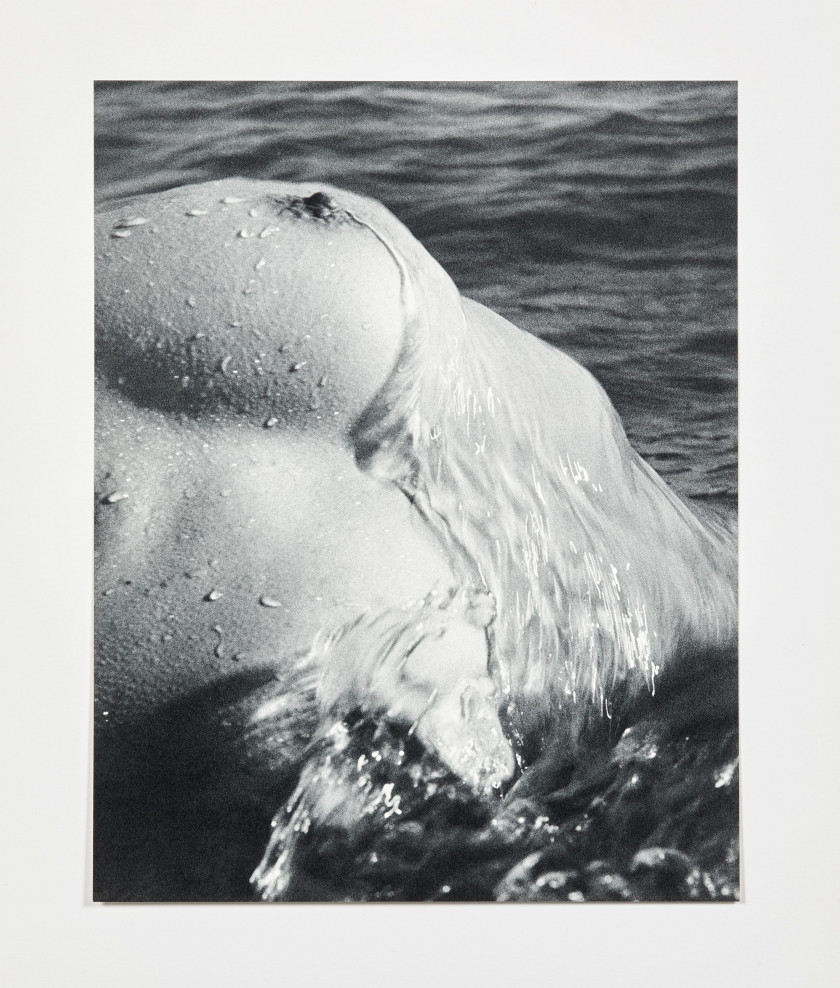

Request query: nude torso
[
  {"left": 94, "top": 179, "right": 463, "bottom": 730},
  {"left": 93, "top": 179, "right": 736, "bottom": 900},
  {"left": 94, "top": 385, "right": 455, "bottom": 728}
]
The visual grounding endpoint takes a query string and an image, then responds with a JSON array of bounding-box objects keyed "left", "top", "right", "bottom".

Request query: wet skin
[
  {"left": 94, "top": 180, "right": 490, "bottom": 899},
  {"left": 94, "top": 179, "right": 736, "bottom": 901}
]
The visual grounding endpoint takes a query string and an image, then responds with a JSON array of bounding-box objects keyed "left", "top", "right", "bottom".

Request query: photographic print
[{"left": 93, "top": 81, "right": 738, "bottom": 903}]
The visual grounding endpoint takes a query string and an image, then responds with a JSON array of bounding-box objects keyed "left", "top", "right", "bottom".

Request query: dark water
[{"left": 94, "top": 82, "right": 738, "bottom": 902}]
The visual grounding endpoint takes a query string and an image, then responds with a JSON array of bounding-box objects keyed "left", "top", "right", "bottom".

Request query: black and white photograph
[
  {"left": 4, "top": 0, "right": 840, "bottom": 982},
  {"left": 94, "top": 81, "right": 739, "bottom": 903}
]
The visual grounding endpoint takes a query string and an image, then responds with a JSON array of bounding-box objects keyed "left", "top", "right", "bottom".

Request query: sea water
[{"left": 95, "top": 82, "right": 738, "bottom": 901}]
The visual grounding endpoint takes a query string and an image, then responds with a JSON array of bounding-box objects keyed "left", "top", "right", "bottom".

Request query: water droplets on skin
[
  {"left": 211, "top": 624, "right": 225, "bottom": 658},
  {"left": 94, "top": 182, "right": 738, "bottom": 900},
  {"left": 114, "top": 216, "right": 147, "bottom": 228},
  {"left": 221, "top": 196, "right": 245, "bottom": 204},
  {"left": 102, "top": 491, "right": 129, "bottom": 504},
  {"left": 185, "top": 209, "right": 208, "bottom": 216},
  {"left": 259, "top": 596, "right": 282, "bottom": 608}
]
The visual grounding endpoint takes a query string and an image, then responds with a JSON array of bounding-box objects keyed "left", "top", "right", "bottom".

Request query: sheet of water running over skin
[{"left": 93, "top": 82, "right": 739, "bottom": 902}]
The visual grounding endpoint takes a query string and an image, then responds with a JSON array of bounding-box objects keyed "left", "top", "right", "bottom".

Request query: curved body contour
[{"left": 94, "top": 179, "right": 736, "bottom": 899}]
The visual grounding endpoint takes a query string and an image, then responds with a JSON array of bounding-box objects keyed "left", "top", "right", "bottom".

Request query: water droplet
[
  {"left": 115, "top": 217, "right": 147, "bottom": 228},
  {"left": 111, "top": 230, "right": 131, "bottom": 239},
  {"left": 255, "top": 258, "right": 266, "bottom": 270},
  {"left": 205, "top": 590, "right": 223, "bottom": 602},
  {"left": 249, "top": 208, "right": 260, "bottom": 218},
  {"left": 186, "top": 296, "right": 197, "bottom": 307},
  {"left": 219, "top": 355, "right": 232, "bottom": 375},
  {"left": 290, "top": 361, "right": 307, "bottom": 372},
  {"left": 259, "top": 226, "right": 279, "bottom": 239},
  {"left": 185, "top": 209, "right": 208, "bottom": 216},
  {"left": 229, "top": 321, "right": 242, "bottom": 327},
  {"left": 238, "top": 228, "right": 251, "bottom": 238},
  {"left": 259, "top": 596, "right": 282, "bottom": 608},
  {"left": 222, "top": 196, "right": 245, "bottom": 204},
  {"left": 102, "top": 588, "right": 115, "bottom": 596},
  {"left": 317, "top": 375, "right": 327, "bottom": 387},
  {"left": 264, "top": 416, "right": 279, "bottom": 428},
  {"left": 102, "top": 491, "right": 129, "bottom": 504}
]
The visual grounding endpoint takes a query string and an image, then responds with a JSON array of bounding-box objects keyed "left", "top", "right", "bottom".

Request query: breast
[
  {"left": 95, "top": 179, "right": 428, "bottom": 435},
  {"left": 94, "top": 179, "right": 465, "bottom": 728}
]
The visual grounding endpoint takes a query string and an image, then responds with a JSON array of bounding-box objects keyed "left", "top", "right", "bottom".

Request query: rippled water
[
  {"left": 95, "top": 81, "right": 737, "bottom": 507},
  {"left": 94, "top": 82, "right": 738, "bottom": 902}
]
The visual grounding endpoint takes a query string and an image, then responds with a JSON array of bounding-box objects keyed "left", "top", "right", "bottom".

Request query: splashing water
[
  {"left": 350, "top": 214, "right": 736, "bottom": 747},
  {"left": 246, "top": 201, "right": 738, "bottom": 901}
]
